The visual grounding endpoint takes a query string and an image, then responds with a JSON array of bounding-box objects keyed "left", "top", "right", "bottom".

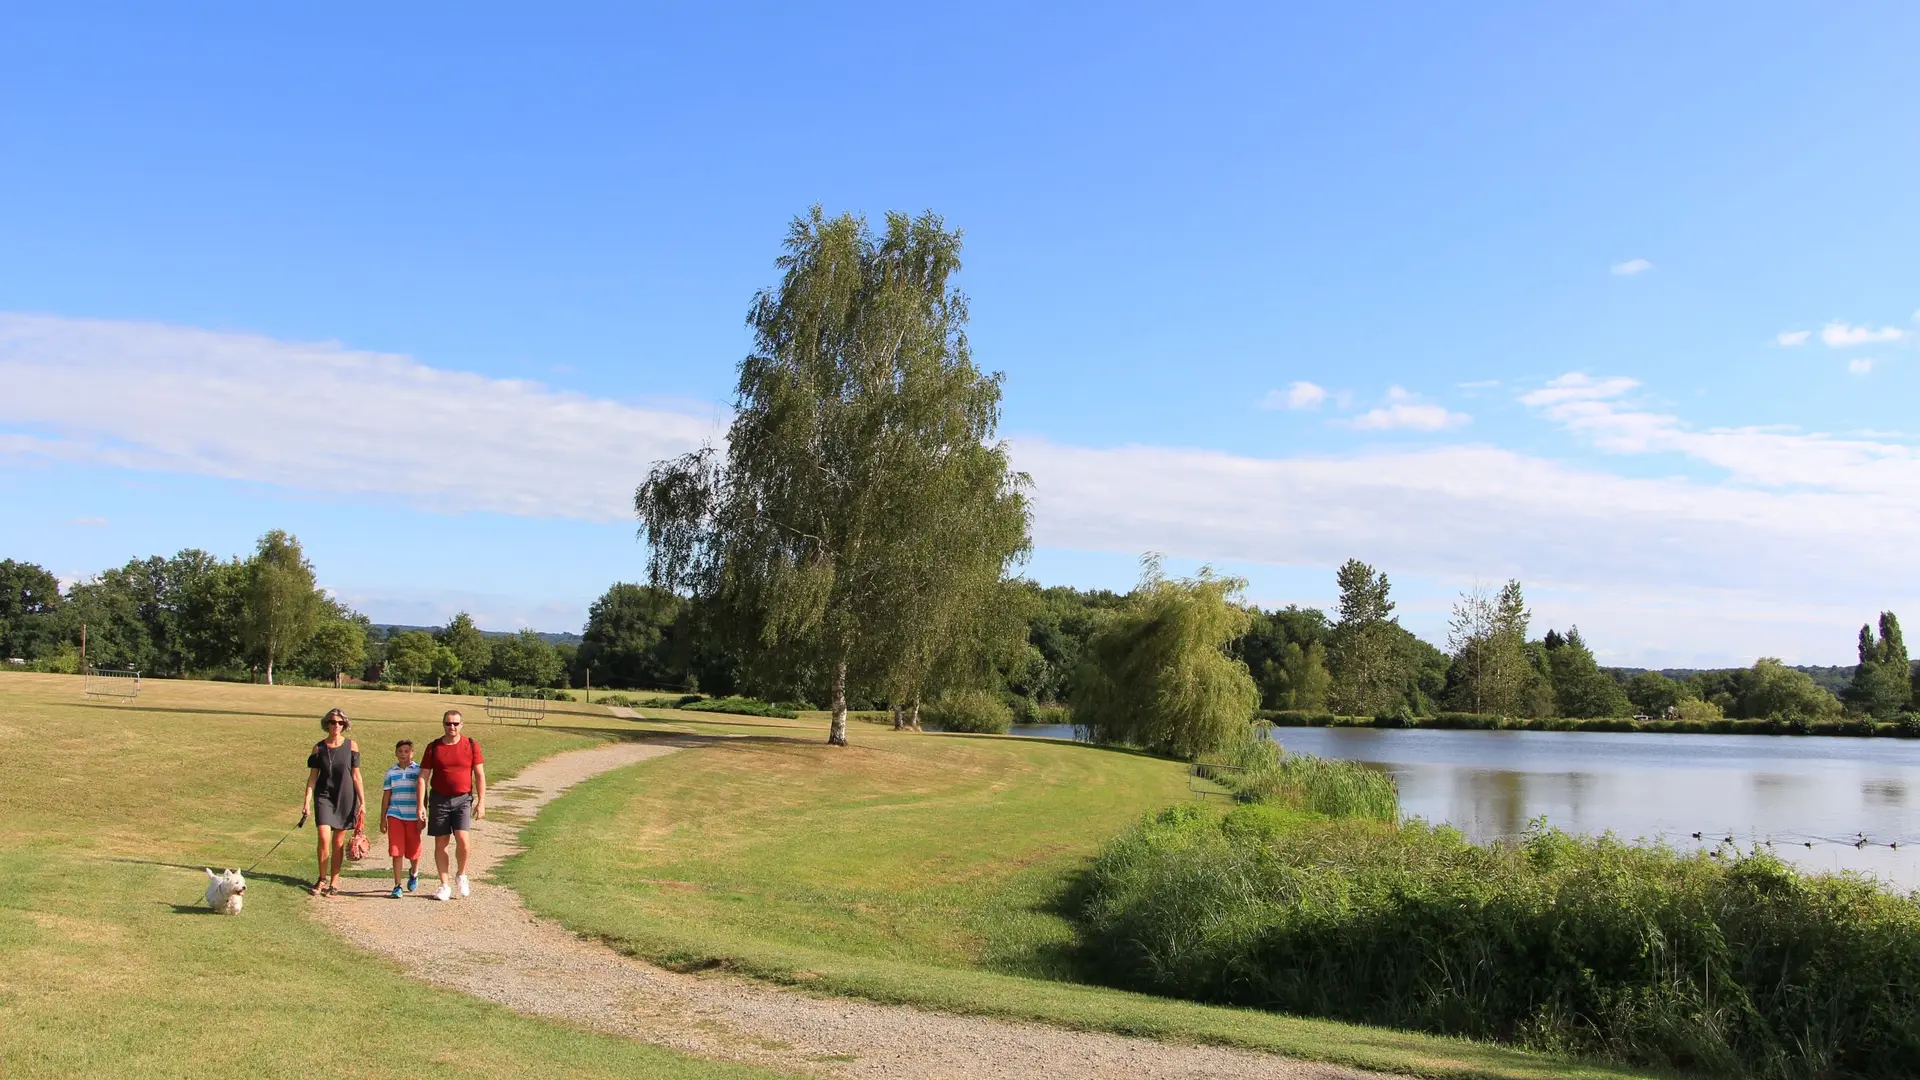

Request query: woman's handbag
[{"left": 347, "top": 829, "right": 370, "bottom": 862}]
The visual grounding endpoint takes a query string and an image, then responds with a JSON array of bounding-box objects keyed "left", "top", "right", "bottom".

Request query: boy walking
[{"left": 378, "top": 738, "right": 425, "bottom": 898}]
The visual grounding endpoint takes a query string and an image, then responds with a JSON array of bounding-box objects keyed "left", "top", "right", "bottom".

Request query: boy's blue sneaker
[
  {"left": 389, "top": 885, "right": 404, "bottom": 899},
  {"left": 406, "top": 871, "right": 418, "bottom": 893}
]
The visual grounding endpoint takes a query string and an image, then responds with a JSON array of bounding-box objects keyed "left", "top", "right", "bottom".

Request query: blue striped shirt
[{"left": 383, "top": 763, "right": 422, "bottom": 821}]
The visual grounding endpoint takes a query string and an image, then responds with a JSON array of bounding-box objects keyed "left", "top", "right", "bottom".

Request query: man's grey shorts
[{"left": 427, "top": 793, "right": 473, "bottom": 836}]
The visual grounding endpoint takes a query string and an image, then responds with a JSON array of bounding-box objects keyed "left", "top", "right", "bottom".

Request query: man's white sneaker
[
  {"left": 434, "top": 884, "right": 452, "bottom": 902},
  {"left": 457, "top": 874, "right": 470, "bottom": 898}
]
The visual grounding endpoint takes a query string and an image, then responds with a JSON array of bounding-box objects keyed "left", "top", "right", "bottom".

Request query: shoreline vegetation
[
  {"left": 1260, "top": 709, "right": 1920, "bottom": 738},
  {"left": 1079, "top": 737, "right": 1920, "bottom": 1080}
]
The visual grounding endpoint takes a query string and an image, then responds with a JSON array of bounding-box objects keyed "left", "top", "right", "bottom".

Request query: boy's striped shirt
[{"left": 383, "top": 762, "right": 422, "bottom": 821}]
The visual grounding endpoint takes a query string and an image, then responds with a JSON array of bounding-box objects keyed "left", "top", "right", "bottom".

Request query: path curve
[{"left": 314, "top": 736, "right": 1384, "bottom": 1080}]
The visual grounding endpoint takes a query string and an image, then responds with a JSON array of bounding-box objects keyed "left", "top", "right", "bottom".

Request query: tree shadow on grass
[
  {"left": 81, "top": 703, "right": 323, "bottom": 722},
  {"left": 539, "top": 724, "right": 820, "bottom": 751}
]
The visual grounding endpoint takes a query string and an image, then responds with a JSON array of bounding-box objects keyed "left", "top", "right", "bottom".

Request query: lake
[{"left": 1005, "top": 723, "right": 1920, "bottom": 891}]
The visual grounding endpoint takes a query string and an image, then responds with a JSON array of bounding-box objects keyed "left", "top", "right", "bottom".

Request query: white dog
[{"left": 204, "top": 868, "right": 246, "bottom": 915}]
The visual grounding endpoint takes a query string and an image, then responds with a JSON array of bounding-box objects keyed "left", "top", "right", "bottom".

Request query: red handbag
[{"left": 348, "top": 830, "right": 370, "bottom": 862}]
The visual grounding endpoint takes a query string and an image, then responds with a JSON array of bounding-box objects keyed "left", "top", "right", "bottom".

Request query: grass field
[
  {"left": 0, "top": 672, "right": 798, "bottom": 1080},
  {"left": 503, "top": 712, "right": 1661, "bottom": 1079}
]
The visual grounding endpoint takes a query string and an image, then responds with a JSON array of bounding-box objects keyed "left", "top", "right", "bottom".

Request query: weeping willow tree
[
  {"left": 1073, "top": 557, "right": 1261, "bottom": 759},
  {"left": 636, "top": 207, "right": 1030, "bottom": 746}
]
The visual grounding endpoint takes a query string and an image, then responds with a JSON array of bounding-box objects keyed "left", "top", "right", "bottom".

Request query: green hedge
[
  {"left": 1079, "top": 806, "right": 1920, "bottom": 1079},
  {"left": 678, "top": 696, "right": 800, "bottom": 719}
]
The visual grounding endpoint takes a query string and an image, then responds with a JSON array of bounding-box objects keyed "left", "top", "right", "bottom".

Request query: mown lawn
[
  {"left": 0, "top": 672, "right": 799, "bottom": 1080},
  {"left": 503, "top": 716, "right": 1664, "bottom": 1080}
]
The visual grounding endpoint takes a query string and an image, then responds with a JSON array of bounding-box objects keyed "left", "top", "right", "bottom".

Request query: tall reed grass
[
  {"left": 1077, "top": 807, "right": 1920, "bottom": 1079},
  {"left": 1214, "top": 731, "right": 1400, "bottom": 821}
]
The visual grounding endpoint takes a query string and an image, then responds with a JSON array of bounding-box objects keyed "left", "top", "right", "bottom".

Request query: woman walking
[{"left": 301, "top": 708, "right": 365, "bottom": 896}]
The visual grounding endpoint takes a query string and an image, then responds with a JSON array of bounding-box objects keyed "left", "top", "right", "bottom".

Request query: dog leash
[{"left": 244, "top": 811, "right": 306, "bottom": 874}]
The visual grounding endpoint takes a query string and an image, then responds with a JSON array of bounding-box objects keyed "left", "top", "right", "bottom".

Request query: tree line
[
  {"left": 9, "top": 207, "right": 1913, "bottom": 752},
  {"left": 3, "top": 536, "right": 614, "bottom": 694}
]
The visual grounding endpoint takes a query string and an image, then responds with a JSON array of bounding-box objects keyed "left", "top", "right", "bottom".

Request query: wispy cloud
[
  {"left": 7, "top": 313, "right": 1918, "bottom": 664},
  {"left": 70, "top": 517, "right": 108, "bottom": 527},
  {"left": 1259, "top": 380, "right": 1328, "bottom": 411},
  {"left": 0, "top": 314, "right": 721, "bottom": 521},
  {"left": 1776, "top": 330, "right": 1811, "bottom": 347},
  {"left": 1610, "top": 258, "right": 1652, "bottom": 276},
  {"left": 1821, "top": 321, "right": 1905, "bottom": 347},
  {"left": 1520, "top": 371, "right": 1919, "bottom": 496},
  {"left": 1336, "top": 386, "right": 1469, "bottom": 431},
  {"left": 1850, "top": 358, "right": 1875, "bottom": 375}
]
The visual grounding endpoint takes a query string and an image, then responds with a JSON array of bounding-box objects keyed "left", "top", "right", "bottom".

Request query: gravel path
[{"left": 314, "top": 736, "right": 1385, "bottom": 1080}]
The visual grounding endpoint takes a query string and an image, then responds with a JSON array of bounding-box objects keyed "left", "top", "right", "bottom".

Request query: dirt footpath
[{"left": 313, "top": 736, "right": 1384, "bottom": 1080}]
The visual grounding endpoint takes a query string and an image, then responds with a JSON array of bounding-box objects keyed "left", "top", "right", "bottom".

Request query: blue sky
[{"left": 5, "top": 4, "right": 1919, "bottom": 665}]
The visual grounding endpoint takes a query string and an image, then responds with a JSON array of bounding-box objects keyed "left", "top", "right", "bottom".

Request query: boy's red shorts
[{"left": 387, "top": 816, "right": 422, "bottom": 860}]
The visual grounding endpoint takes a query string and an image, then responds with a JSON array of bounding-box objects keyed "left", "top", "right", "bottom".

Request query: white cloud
[
  {"left": 1820, "top": 321, "right": 1905, "bottom": 347},
  {"left": 1776, "top": 330, "right": 1811, "bottom": 347},
  {"left": 70, "top": 517, "right": 109, "bottom": 527},
  {"left": 1610, "top": 258, "right": 1652, "bottom": 276},
  {"left": 1520, "top": 371, "right": 1920, "bottom": 497},
  {"left": 8, "top": 313, "right": 1919, "bottom": 664},
  {"left": 0, "top": 313, "right": 721, "bottom": 521},
  {"left": 1517, "top": 373, "right": 1639, "bottom": 408},
  {"left": 1334, "top": 386, "right": 1471, "bottom": 431},
  {"left": 1346, "top": 403, "right": 1471, "bottom": 431},
  {"left": 1259, "top": 380, "right": 1328, "bottom": 411},
  {"left": 1849, "top": 358, "right": 1875, "bottom": 375}
]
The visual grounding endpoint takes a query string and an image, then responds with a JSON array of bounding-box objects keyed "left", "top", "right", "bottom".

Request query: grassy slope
[
  {"left": 0, "top": 673, "right": 797, "bottom": 1080},
  {"left": 503, "top": 715, "right": 1661, "bottom": 1080}
]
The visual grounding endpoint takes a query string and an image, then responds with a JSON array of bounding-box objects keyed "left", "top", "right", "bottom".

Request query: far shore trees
[
  {"left": 1446, "top": 580, "right": 1531, "bottom": 715},
  {"left": 1847, "top": 612, "right": 1912, "bottom": 720},
  {"left": 240, "top": 530, "right": 322, "bottom": 686},
  {"left": 1327, "top": 559, "right": 1406, "bottom": 716},
  {"left": 1074, "top": 558, "right": 1259, "bottom": 759},
  {"left": 636, "top": 208, "right": 1031, "bottom": 746}
]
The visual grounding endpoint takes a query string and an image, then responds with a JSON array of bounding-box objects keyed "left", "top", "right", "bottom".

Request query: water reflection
[{"left": 1265, "top": 727, "right": 1920, "bottom": 891}]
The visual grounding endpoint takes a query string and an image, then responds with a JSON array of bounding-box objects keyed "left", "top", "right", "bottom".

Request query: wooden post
[
  {"left": 585, "top": 665, "right": 591, "bottom": 704},
  {"left": 80, "top": 622, "right": 87, "bottom": 677}
]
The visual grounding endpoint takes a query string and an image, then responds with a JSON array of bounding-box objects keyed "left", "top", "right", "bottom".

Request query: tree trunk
[
  {"left": 909, "top": 699, "right": 922, "bottom": 731},
  {"left": 265, "top": 658, "right": 275, "bottom": 686},
  {"left": 827, "top": 660, "right": 849, "bottom": 746},
  {"left": 891, "top": 705, "right": 906, "bottom": 730}
]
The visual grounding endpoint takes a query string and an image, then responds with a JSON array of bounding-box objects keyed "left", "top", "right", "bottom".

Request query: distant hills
[
  {"left": 369, "top": 624, "right": 583, "bottom": 647},
  {"left": 1605, "top": 664, "right": 1857, "bottom": 696}
]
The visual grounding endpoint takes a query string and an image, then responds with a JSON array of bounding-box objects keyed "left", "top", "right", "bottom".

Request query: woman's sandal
[{"left": 310, "top": 880, "right": 326, "bottom": 897}]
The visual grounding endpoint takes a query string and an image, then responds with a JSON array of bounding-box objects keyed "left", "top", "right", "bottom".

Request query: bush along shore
[
  {"left": 1260, "top": 709, "right": 1920, "bottom": 738},
  {"left": 1075, "top": 744, "right": 1920, "bottom": 1080}
]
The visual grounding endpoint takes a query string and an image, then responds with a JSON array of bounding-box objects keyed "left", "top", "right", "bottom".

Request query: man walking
[{"left": 418, "top": 708, "right": 485, "bottom": 901}]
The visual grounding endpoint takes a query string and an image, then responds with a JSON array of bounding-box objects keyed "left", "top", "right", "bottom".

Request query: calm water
[{"left": 1006, "top": 724, "right": 1920, "bottom": 891}]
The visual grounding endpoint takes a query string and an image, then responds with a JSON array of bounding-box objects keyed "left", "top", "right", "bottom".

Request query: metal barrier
[
  {"left": 484, "top": 694, "right": 547, "bottom": 725},
  {"left": 1187, "top": 760, "right": 1247, "bottom": 801},
  {"left": 83, "top": 668, "right": 142, "bottom": 702}
]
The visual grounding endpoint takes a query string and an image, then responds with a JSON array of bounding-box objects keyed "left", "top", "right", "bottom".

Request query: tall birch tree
[
  {"left": 241, "top": 530, "right": 321, "bottom": 685},
  {"left": 636, "top": 208, "right": 1030, "bottom": 745}
]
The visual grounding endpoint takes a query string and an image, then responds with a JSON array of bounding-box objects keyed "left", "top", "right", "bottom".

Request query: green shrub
[
  {"left": 922, "top": 689, "right": 1013, "bottom": 734},
  {"left": 1078, "top": 811, "right": 1920, "bottom": 1079},
  {"left": 30, "top": 645, "right": 80, "bottom": 674},
  {"left": 1034, "top": 703, "right": 1073, "bottom": 725},
  {"left": 1900, "top": 713, "right": 1920, "bottom": 737},
  {"left": 679, "top": 696, "right": 799, "bottom": 719}
]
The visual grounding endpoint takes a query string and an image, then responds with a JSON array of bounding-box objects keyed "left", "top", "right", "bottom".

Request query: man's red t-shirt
[{"left": 420, "top": 736, "right": 484, "bottom": 797}]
